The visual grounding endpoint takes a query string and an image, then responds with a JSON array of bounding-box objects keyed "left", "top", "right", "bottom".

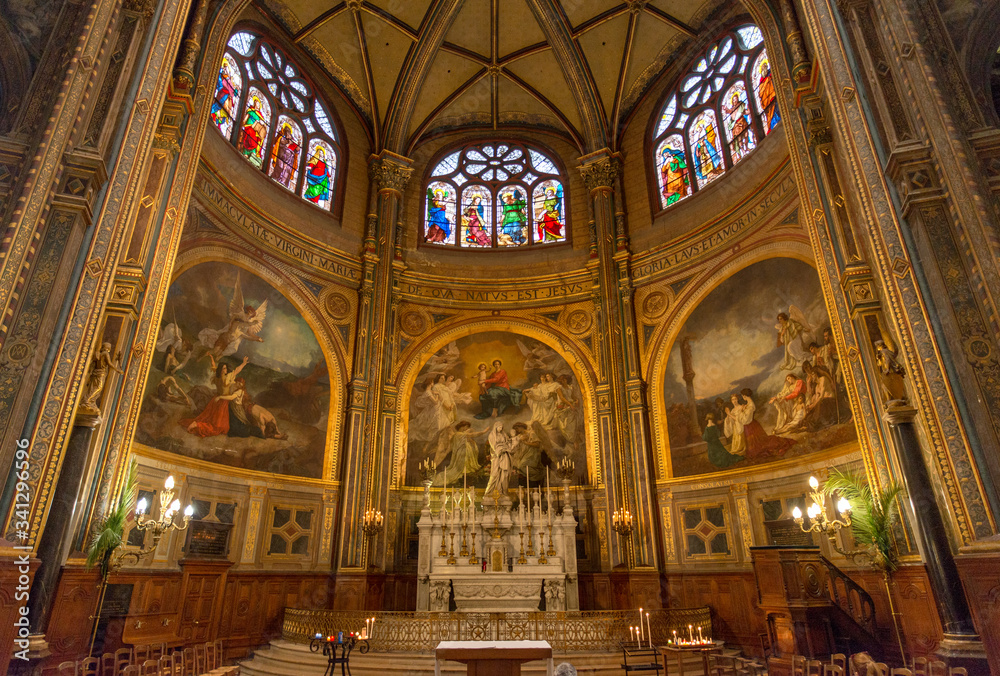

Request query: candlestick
[
  {"left": 526, "top": 466, "right": 531, "bottom": 524},
  {"left": 638, "top": 608, "right": 644, "bottom": 641}
]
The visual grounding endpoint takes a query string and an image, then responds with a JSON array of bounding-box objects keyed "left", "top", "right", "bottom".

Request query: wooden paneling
[
  {"left": 577, "top": 573, "right": 612, "bottom": 610},
  {"left": 665, "top": 570, "right": 766, "bottom": 656},
  {"left": 0, "top": 556, "right": 38, "bottom": 676},
  {"left": 39, "top": 565, "right": 101, "bottom": 675},
  {"left": 848, "top": 564, "right": 943, "bottom": 662},
  {"left": 217, "top": 572, "right": 331, "bottom": 659},
  {"left": 956, "top": 549, "right": 1000, "bottom": 674}
]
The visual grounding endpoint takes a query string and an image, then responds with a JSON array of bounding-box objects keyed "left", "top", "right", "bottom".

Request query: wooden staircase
[{"left": 751, "top": 545, "right": 883, "bottom": 670}]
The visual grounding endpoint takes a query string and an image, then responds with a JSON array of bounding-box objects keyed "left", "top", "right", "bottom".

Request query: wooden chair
[
  {"left": 182, "top": 647, "right": 196, "bottom": 676},
  {"left": 824, "top": 666, "right": 844, "bottom": 676},
  {"left": 206, "top": 641, "right": 217, "bottom": 671},
  {"left": 928, "top": 662, "right": 947, "bottom": 676},
  {"left": 140, "top": 659, "right": 158, "bottom": 676},
  {"left": 194, "top": 643, "right": 208, "bottom": 674},
  {"left": 873, "top": 664, "right": 890, "bottom": 676},
  {"left": 830, "top": 654, "right": 847, "bottom": 672},
  {"left": 157, "top": 654, "right": 172, "bottom": 676},
  {"left": 708, "top": 654, "right": 737, "bottom": 676},
  {"left": 122, "top": 667, "right": 140, "bottom": 676},
  {"left": 891, "top": 670, "right": 914, "bottom": 676},
  {"left": 214, "top": 639, "right": 225, "bottom": 668},
  {"left": 100, "top": 652, "right": 116, "bottom": 676},
  {"left": 134, "top": 645, "right": 150, "bottom": 665},
  {"left": 806, "top": 660, "right": 825, "bottom": 676},
  {"left": 948, "top": 669, "right": 967, "bottom": 676},
  {"left": 57, "top": 662, "right": 78, "bottom": 676},
  {"left": 115, "top": 648, "right": 133, "bottom": 674},
  {"left": 912, "top": 658, "right": 928, "bottom": 676},
  {"left": 791, "top": 655, "right": 807, "bottom": 676},
  {"left": 80, "top": 657, "right": 100, "bottom": 676}
]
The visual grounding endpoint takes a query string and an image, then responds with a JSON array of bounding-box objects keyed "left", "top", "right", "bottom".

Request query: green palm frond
[
  {"left": 824, "top": 468, "right": 904, "bottom": 572},
  {"left": 86, "top": 457, "right": 138, "bottom": 578}
]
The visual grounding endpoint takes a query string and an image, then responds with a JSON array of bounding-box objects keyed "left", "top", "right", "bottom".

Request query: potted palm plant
[
  {"left": 824, "top": 467, "right": 906, "bottom": 663},
  {"left": 85, "top": 457, "right": 138, "bottom": 654}
]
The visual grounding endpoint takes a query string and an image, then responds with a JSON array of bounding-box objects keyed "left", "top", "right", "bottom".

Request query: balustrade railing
[
  {"left": 282, "top": 607, "right": 713, "bottom": 652},
  {"left": 819, "top": 555, "right": 876, "bottom": 634}
]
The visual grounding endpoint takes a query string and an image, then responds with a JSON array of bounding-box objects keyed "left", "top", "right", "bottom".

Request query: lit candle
[
  {"left": 688, "top": 624, "right": 693, "bottom": 642},
  {"left": 638, "top": 608, "right": 644, "bottom": 641},
  {"left": 672, "top": 630, "right": 677, "bottom": 645},
  {"left": 646, "top": 612, "right": 651, "bottom": 649},
  {"left": 370, "top": 616, "right": 375, "bottom": 639},
  {"left": 698, "top": 626, "right": 703, "bottom": 642},
  {"left": 630, "top": 626, "right": 635, "bottom": 642}
]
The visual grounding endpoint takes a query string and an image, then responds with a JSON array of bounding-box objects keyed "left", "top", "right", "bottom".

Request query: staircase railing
[{"left": 819, "top": 555, "right": 876, "bottom": 634}]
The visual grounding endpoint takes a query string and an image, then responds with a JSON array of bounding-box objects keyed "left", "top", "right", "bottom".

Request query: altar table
[{"left": 434, "top": 640, "right": 554, "bottom": 676}]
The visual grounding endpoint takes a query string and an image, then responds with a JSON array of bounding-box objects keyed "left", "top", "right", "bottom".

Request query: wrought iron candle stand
[{"left": 309, "top": 633, "right": 370, "bottom": 676}]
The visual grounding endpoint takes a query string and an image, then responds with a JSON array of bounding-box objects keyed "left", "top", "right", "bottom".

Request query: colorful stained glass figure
[
  {"left": 722, "top": 81, "right": 757, "bottom": 163},
  {"left": 656, "top": 136, "right": 691, "bottom": 208},
  {"left": 425, "top": 181, "right": 457, "bottom": 244},
  {"left": 497, "top": 185, "right": 528, "bottom": 247},
  {"left": 460, "top": 185, "right": 492, "bottom": 248},
  {"left": 268, "top": 116, "right": 302, "bottom": 191},
  {"left": 210, "top": 53, "right": 242, "bottom": 139},
  {"left": 753, "top": 51, "right": 780, "bottom": 134},
  {"left": 689, "top": 110, "right": 725, "bottom": 188},
  {"left": 302, "top": 139, "right": 335, "bottom": 209},
  {"left": 239, "top": 88, "right": 270, "bottom": 168},
  {"left": 532, "top": 180, "right": 565, "bottom": 244}
]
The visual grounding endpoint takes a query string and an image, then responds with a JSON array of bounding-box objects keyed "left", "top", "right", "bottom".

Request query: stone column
[
  {"left": 883, "top": 404, "right": 985, "bottom": 666},
  {"left": 337, "top": 152, "right": 411, "bottom": 577},
  {"left": 578, "top": 150, "right": 656, "bottom": 579}
]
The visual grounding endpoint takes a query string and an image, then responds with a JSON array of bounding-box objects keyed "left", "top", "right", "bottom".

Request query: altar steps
[{"left": 238, "top": 639, "right": 743, "bottom": 675}]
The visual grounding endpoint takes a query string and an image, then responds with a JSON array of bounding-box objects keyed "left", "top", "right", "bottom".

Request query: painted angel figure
[
  {"left": 198, "top": 273, "right": 268, "bottom": 359},
  {"left": 775, "top": 306, "right": 813, "bottom": 370},
  {"left": 517, "top": 339, "right": 570, "bottom": 378}
]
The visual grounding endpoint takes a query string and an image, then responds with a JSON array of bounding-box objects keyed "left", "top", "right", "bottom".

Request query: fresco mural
[
  {"left": 404, "top": 331, "right": 588, "bottom": 489},
  {"left": 136, "top": 262, "right": 330, "bottom": 478},
  {"left": 663, "top": 258, "right": 856, "bottom": 478}
]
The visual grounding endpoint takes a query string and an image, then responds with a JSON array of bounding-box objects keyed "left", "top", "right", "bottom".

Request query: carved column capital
[
  {"left": 369, "top": 152, "right": 413, "bottom": 194},
  {"left": 578, "top": 150, "right": 621, "bottom": 192}
]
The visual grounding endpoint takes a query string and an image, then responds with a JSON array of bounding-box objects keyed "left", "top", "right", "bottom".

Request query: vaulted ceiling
[{"left": 258, "top": 0, "right": 726, "bottom": 154}]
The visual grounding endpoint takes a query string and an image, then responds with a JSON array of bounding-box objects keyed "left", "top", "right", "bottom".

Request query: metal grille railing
[{"left": 282, "top": 607, "right": 713, "bottom": 652}]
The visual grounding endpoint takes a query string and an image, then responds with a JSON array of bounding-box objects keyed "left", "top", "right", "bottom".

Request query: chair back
[
  {"left": 824, "top": 666, "right": 844, "bottom": 676},
  {"left": 948, "top": 668, "right": 968, "bottom": 676},
  {"left": 134, "top": 645, "right": 150, "bottom": 665},
  {"left": 912, "top": 658, "right": 928, "bottom": 676},
  {"left": 140, "top": 659, "right": 158, "bottom": 676},
  {"left": 891, "top": 670, "right": 914, "bottom": 676},
  {"left": 57, "top": 661, "right": 78, "bottom": 676},
  {"left": 206, "top": 641, "right": 217, "bottom": 670},
  {"left": 121, "top": 667, "right": 139, "bottom": 676},
  {"left": 831, "top": 654, "right": 847, "bottom": 671},
  {"left": 182, "top": 647, "right": 196, "bottom": 676},
  {"left": 157, "top": 655, "right": 172, "bottom": 676},
  {"left": 214, "top": 639, "right": 225, "bottom": 666},
  {"left": 100, "top": 652, "right": 116, "bottom": 676},
  {"left": 115, "top": 647, "right": 132, "bottom": 673},
  {"left": 194, "top": 643, "right": 207, "bottom": 674},
  {"left": 927, "top": 662, "right": 947, "bottom": 676},
  {"left": 806, "top": 660, "right": 825, "bottom": 676},
  {"left": 79, "top": 657, "right": 100, "bottom": 676}
]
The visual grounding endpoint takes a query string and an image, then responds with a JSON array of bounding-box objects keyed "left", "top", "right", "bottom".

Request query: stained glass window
[
  {"left": 425, "top": 181, "right": 457, "bottom": 245},
  {"left": 460, "top": 185, "right": 492, "bottom": 247},
  {"left": 209, "top": 30, "right": 341, "bottom": 212},
  {"left": 423, "top": 142, "right": 567, "bottom": 249},
  {"left": 651, "top": 23, "right": 779, "bottom": 209}
]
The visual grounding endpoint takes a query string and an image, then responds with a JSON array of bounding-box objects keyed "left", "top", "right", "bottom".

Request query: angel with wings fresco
[{"left": 198, "top": 273, "right": 268, "bottom": 359}]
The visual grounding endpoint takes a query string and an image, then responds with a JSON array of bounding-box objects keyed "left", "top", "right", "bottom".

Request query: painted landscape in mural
[
  {"left": 663, "top": 258, "right": 855, "bottom": 478},
  {"left": 405, "top": 331, "right": 587, "bottom": 489},
  {"left": 136, "top": 262, "right": 329, "bottom": 478}
]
